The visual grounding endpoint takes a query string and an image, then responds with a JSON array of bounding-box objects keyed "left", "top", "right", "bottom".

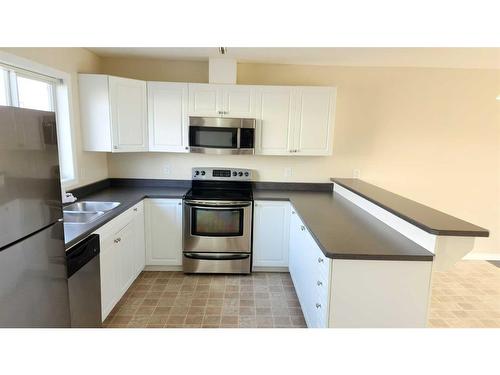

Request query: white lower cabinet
[
  {"left": 288, "top": 206, "right": 331, "bottom": 328},
  {"left": 252, "top": 200, "right": 290, "bottom": 269},
  {"left": 94, "top": 202, "right": 146, "bottom": 321},
  {"left": 145, "top": 198, "right": 183, "bottom": 266}
]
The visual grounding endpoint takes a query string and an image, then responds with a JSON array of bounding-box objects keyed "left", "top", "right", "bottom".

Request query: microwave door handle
[{"left": 237, "top": 127, "right": 241, "bottom": 149}]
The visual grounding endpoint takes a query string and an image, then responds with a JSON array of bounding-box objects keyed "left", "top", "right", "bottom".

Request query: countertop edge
[{"left": 331, "top": 178, "right": 489, "bottom": 238}]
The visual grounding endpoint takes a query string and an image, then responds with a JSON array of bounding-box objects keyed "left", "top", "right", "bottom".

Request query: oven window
[
  {"left": 192, "top": 208, "right": 243, "bottom": 237},
  {"left": 189, "top": 126, "right": 238, "bottom": 148}
]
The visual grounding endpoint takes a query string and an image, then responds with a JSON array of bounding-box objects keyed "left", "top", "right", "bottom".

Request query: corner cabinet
[
  {"left": 252, "top": 200, "right": 290, "bottom": 269},
  {"left": 188, "top": 83, "right": 256, "bottom": 118},
  {"left": 145, "top": 198, "right": 183, "bottom": 267},
  {"left": 79, "top": 74, "right": 148, "bottom": 152},
  {"left": 93, "top": 201, "right": 146, "bottom": 321},
  {"left": 147, "top": 82, "right": 189, "bottom": 153}
]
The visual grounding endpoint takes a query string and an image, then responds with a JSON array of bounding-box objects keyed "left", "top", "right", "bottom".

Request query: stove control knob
[
  {"left": 232, "top": 171, "right": 237, "bottom": 177},
  {"left": 244, "top": 172, "right": 249, "bottom": 177},
  {"left": 201, "top": 171, "right": 206, "bottom": 176},
  {"left": 238, "top": 172, "right": 243, "bottom": 177},
  {"left": 195, "top": 171, "right": 200, "bottom": 176}
]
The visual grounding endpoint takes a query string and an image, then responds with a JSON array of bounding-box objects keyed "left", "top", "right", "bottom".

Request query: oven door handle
[
  {"left": 183, "top": 253, "right": 250, "bottom": 261},
  {"left": 184, "top": 200, "right": 252, "bottom": 208}
]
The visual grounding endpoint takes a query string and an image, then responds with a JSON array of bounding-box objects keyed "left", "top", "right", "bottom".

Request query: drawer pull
[
  {"left": 318, "top": 257, "right": 324, "bottom": 263},
  {"left": 317, "top": 281, "right": 323, "bottom": 286},
  {"left": 292, "top": 211, "right": 295, "bottom": 215},
  {"left": 300, "top": 225, "right": 305, "bottom": 231},
  {"left": 316, "top": 303, "right": 322, "bottom": 309}
]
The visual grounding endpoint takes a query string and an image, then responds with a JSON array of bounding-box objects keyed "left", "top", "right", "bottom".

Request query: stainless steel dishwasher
[{"left": 66, "top": 234, "right": 102, "bottom": 328}]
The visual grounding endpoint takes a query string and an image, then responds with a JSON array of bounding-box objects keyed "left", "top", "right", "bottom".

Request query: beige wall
[
  {"left": 0, "top": 47, "right": 108, "bottom": 189},
  {"left": 105, "top": 57, "right": 499, "bottom": 256}
]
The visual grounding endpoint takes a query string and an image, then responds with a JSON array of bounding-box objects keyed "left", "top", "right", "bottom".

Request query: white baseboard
[
  {"left": 252, "top": 267, "right": 289, "bottom": 273},
  {"left": 463, "top": 252, "right": 500, "bottom": 261},
  {"left": 144, "top": 265, "right": 183, "bottom": 272}
]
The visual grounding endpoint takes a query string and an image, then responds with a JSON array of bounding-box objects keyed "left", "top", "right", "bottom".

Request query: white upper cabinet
[
  {"left": 255, "top": 86, "right": 336, "bottom": 156},
  {"left": 79, "top": 74, "right": 148, "bottom": 152},
  {"left": 147, "top": 82, "right": 189, "bottom": 153},
  {"left": 188, "top": 83, "right": 255, "bottom": 118},
  {"left": 222, "top": 85, "right": 256, "bottom": 118},
  {"left": 188, "top": 83, "right": 221, "bottom": 117},
  {"left": 293, "top": 87, "right": 336, "bottom": 156},
  {"left": 255, "top": 86, "right": 295, "bottom": 155}
]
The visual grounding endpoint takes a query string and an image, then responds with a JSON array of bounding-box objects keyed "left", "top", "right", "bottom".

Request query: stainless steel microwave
[{"left": 188, "top": 116, "right": 255, "bottom": 155}]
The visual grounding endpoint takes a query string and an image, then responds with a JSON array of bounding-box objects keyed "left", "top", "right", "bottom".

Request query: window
[{"left": 0, "top": 62, "right": 77, "bottom": 185}]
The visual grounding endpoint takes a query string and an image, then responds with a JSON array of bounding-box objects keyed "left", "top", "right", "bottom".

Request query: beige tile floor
[
  {"left": 104, "top": 260, "right": 500, "bottom": 328},
  {"left": 103, "top": 271, "right": 307, "bottom": 328},
  {"left": 429, "top": 260, "right": 500, "bottom": 328}
]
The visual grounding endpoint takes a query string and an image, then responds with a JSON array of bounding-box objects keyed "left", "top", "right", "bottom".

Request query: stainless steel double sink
[{"left": 63, "top": 201, "right": 121, "bottom": 224}]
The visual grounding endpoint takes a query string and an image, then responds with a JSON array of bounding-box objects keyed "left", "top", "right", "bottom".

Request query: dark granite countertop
[
  {"left": 64, "top": 186, "right": 188, "bottom": 249},
  {"left": 253, "top": 190, "right": 434, "bottom": 261},
  {"left": 332, "top": 178, "right": 489, "bottom": 237},
  {"left": 64, "top": 179, "right": 434, "bottom": 261}
]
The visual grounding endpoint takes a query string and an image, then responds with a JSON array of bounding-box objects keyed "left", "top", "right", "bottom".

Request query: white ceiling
[{"left": 88, "top": 47, "right": 500, "bottom": 69}]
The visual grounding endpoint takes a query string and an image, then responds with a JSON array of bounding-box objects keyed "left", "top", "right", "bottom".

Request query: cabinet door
[
  {"left": 222, "top": 85, "right": 256, "bottom": 118},
  {"left": 116, "top": 221, "right": 136, "bottom": 297},
  {"left": 294, "top": 87, "right": 335, "bottom": 156},
  {"left": 145, "top": 199, "right": 183, "bottom": 266},
  {"left": 188, "top": 84, "right": 222, "bottom": 117},
  {"left": 132, "top": 203, "right": 146, "bottom": 276},
  {"left": 98, "top": 233, "right": 118, "bottom": 321},
  {"left": 255, "top": 86, "right": 295, "bottom": 155},
  {"left": 148, "top": 82, "right": 189, "bottom": 152},
  {"left": 253, "top": 201, "right": 290, "bottom": 268},
  {"left": 109, "top": 76, "right": 148, "bottom": 152}
]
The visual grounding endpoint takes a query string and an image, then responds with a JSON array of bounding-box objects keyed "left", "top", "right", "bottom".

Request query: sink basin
[
  {"left": 64, "top": 201, "right": 120, "bottom": 213},
  {"left": 63, "top": 211, "right": 104, "bottom": 224}
]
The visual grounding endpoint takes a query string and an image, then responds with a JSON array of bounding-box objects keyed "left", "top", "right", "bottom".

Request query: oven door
[{"left": 183, "top": 200, "right": 252, "bottom": 253}]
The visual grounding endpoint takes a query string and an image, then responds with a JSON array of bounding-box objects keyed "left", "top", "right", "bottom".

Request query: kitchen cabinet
[
  {"left": 147, "top": 82, "right": 189, "bottom": 153},
  {"left": 252, "top": 200, "right": 290, "bottom": 269},
  {"left": 293, "top": 87, "right": 336, "bottom": 156},
  {"left": 288, "top": 207, "right": 331, "bottom": 328},
  {"left": 255, "top": 86, "right": 336, "bottom": 156},
  {"left": 79, "top": 74, "right": 148, "bottom": 152},
  {"left": 93, "top": 202, "right": 145, "bottom": 321},
  {"left": 188, "top": 83, "right": 256, "bottom": 118},
  {"left": 254, "top": 86, "right": 295, "bottom": 155},
  {"left": 145, "top": 198, "right": 183, "bottom": 267}
]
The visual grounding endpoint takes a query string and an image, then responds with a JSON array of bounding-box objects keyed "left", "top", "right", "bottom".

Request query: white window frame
[{"left": 0, "top": 51, "right": 79, "bottom": 188}]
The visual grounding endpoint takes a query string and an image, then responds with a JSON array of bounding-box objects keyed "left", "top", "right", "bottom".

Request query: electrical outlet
[
  {"left": 163, "top": 163, "right": 171, "bottom": 176},
  {"left": 353, "top": 169, "right": 361, "bottom": 179},
  {"left": 284, "top": 167, "right": 292, "bottom": 178}
]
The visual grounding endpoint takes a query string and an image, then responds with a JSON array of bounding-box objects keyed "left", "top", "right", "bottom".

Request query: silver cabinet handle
[
  {"left": 113, "top": 146, "right": 118, "bottom": 150},
  {"left": 133, "top": 208, "right": 138, "bottom": 212},
  {"left": 316, "top": 303, "right": 322, "bottom": 309},
  {"left": 291, "top": 211, "right": 295, "bottom": 215},
  {"left": 114, "top": 237, "right": 121, "bottom": 243},
  {"left": 300, "top": 225, "right": 305, "bottom": 231},
  {"left": 317, "top": 281, "right": 323, "bottom": 286},
  {"left": 185, "top": 146, "right": 189, "bottom": 150},
  {"left": 318, "top": 257, "right": 324, "bottom": 263}
]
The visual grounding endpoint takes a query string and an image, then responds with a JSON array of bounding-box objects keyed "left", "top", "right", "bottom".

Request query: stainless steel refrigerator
[{"left": 0, "top": 105, "right": 70, "bottom": 327}]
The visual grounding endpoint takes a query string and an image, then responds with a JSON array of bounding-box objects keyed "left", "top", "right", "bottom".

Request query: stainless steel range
[{"left": 183, "top": 167, "right": 253, "bottom": 274}]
